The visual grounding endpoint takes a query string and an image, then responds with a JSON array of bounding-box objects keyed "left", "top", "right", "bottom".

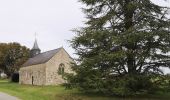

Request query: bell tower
[{"left": 30, "top": 33, "right": 41, "bottom": 58}]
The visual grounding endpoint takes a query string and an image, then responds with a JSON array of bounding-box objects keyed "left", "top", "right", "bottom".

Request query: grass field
[
  {"left": 0, "top": 80, "right": 170, "bottom": 100},
  {"left": 0, "top": 80, "right": 117, "bottom": 100}
]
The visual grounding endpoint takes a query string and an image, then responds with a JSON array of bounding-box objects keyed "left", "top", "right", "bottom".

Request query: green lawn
[
  {"left": 0, "top": 80, "right": 170, "bottom": 100},
  {"left": 0, "top": 80, "right": 115, "bottom": 100}
]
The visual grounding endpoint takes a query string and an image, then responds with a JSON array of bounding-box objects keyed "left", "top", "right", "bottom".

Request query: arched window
[{"left": 58, "top": 63, "right": 65, "bottom": 75}]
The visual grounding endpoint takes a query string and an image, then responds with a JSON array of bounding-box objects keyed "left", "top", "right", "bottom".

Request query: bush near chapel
[{"left": 11, "top": 73, "right": 19, "bottom": 83}]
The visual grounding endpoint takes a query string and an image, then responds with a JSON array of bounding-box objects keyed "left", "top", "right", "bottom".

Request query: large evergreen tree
[{"left": 69, "top": 0, "right": 170, "bottom": 95}]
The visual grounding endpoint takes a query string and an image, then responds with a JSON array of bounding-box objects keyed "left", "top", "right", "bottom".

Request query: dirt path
[{"left": 0, "top": 92, "right": 19, "bottom": 100}]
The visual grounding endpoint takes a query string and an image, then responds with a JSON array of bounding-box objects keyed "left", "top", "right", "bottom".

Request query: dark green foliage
[
  {"left": 0, "top": 42, "right": 30, "bottom": 78},
  {"left": 11, "top": 73, "right": 19, "bottom": 83},
  {"left": 68, "top": 0, "right": 170, "bottom": 96},
  {"left": 151, "top": 75, "right": 170, "bottom": 92}
]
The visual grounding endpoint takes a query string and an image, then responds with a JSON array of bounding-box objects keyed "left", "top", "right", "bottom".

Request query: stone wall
[
  {"left": 19, "top": 48, "right": 74, "bottom": 86},
  {"left": 19, "top": 64, "right": 46, "bottom": 85},
  {"left": 45, "top": 48, "right": 74, "bottom": 85}
]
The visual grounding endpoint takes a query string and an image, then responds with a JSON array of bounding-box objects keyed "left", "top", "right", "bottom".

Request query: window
[{"left": 58, "top": 63, "right": 65, "bottom": 75}]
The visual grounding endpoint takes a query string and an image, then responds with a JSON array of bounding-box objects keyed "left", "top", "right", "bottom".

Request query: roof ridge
[
  {"left": 22, "top": 47, "right": 63, "bottom": 67},
  {"left": 37, "top": 47, "right": 62, "bottom": 55}
]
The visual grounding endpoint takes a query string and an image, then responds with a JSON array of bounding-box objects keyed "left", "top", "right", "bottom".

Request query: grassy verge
[
  {"left": 0, "top": 80, "right": 170, "bottom": 100},
  {"left": 0, "top": 80, "right": 115, "bottom": 100}
]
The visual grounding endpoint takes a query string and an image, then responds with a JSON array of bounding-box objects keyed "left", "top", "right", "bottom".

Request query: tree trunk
[{"left": 124, "top": 0, "right": 137, "bottom": 75}]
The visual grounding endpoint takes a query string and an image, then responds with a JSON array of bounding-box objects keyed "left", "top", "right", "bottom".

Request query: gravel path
[{"left": 0, "top": 92, "right": 19, "bottom": 100}]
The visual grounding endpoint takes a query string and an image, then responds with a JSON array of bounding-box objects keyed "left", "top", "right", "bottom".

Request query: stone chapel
[{"left": 19, "top": 39, "right": 74, "bottom": 85}]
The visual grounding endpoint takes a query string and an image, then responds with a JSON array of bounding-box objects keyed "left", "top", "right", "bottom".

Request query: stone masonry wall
[
  {"left": 45, "top": 48, "right": 74, "bottom": 85},
  {"left": 19, "top": 64, "right": 46, "bottom": 85}
]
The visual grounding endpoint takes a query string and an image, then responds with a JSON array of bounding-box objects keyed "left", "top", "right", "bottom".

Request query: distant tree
[
  {"left": 68, "top": 0, "right": 170, "bottom": 96},
  {"left": 0, "top": 43, "right": 30, "bottom": 78}
]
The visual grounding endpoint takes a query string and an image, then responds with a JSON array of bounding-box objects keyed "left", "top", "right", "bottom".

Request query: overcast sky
[
  {"left": 0, "top": 0, "right": 169, "bottom": 55},
  {"left": 0, "top": 0, "right": 84, "bottom": 57},
  {"left": 0, "top": 0, "right": 169, "bottom": 72}
]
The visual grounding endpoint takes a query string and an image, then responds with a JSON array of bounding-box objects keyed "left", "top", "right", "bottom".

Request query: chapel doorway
[{"left": 32, "top": 76, "right": 34, "bottom": 85}]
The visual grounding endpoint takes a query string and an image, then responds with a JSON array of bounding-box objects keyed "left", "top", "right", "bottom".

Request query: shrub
[
  {"left": 11, "top": 73, "right": 19, "bottom": 82},
  {"left": 103, "top": 75, "right": 155, "bottom": 96},
  {"left": 66, "top": 73, "right": 156, "bottom": 96}
]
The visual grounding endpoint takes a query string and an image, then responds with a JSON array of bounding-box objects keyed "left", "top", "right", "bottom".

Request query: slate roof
[{"left": 22, "top": 48, "right": 62, "bottom": 67}]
